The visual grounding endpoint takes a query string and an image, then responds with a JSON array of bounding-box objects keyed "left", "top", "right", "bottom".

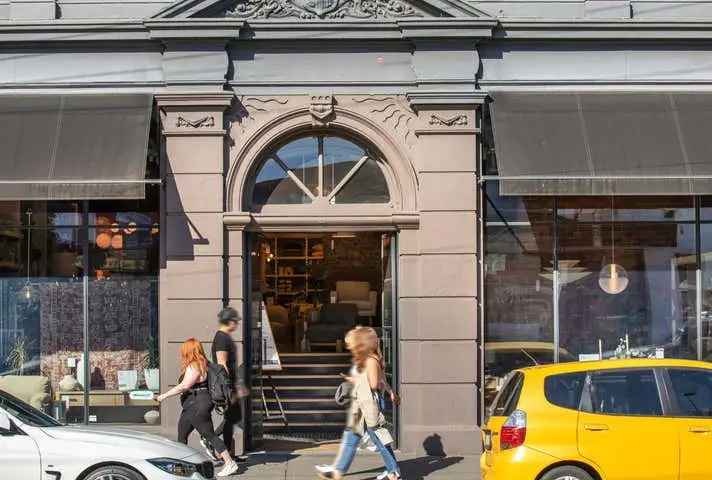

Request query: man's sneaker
[
  {"left": 315, "top": 464, "right": 335, "bottom": 474},
  {"left": 199, "top": 436, "right": 220, "bottom": 462},
  {"left": 216, "top": 460, "right": 239, "bottom": 477}
]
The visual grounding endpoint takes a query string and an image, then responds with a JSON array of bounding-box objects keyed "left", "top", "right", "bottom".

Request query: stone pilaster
[
  {"left": 156, "top": 92, "right": 234, "bottom": 444},
  {"left": 396, "top": 92, "right": 485, "bottom": 455}
]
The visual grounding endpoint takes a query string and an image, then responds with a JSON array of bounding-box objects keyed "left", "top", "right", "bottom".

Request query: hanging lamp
[{"left": 598, "top": 196, "right": 629, "bottom": 295}]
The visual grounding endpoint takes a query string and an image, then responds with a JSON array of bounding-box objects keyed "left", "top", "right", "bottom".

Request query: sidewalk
[{"left": 231, "top": 452, "right": 480, "bottom": 479}]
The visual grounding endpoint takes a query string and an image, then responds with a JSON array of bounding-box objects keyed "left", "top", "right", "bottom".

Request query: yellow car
[{"left": 481, "top": 358, "right": 712, "bottom": 480}]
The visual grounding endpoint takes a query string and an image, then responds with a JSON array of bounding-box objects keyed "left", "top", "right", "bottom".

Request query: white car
[{"left": 0, "top": 389, "right": 215, "bottom": 480}]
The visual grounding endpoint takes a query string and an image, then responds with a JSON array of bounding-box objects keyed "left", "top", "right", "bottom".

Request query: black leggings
[
  {"left": 178, "top": 390, "right": 227, "bottom": 454},
  {"left": 216, "top": 398, "right": 242, "bottom": 454}
]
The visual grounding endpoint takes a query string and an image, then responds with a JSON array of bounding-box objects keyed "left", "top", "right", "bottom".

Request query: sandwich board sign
[{"left": 261, "top": 303, "right": 282, "bottom": 371}]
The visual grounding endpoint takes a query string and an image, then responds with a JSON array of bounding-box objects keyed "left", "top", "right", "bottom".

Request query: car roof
[
  {"left": 484, "top": 341, "right": 570, "bottom": 353},
  {"left": 516, "top": 358, "right": 712, "bottom": 377}
]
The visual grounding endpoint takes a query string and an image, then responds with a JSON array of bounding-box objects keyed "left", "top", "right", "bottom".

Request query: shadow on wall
[{"left": 164, "top": 161, "right": 209, "bottom": 262}]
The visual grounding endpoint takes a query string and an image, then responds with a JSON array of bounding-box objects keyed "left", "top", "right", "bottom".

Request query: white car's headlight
[{"left": 148, "top": 458, "right": 199, "bottom": 477}]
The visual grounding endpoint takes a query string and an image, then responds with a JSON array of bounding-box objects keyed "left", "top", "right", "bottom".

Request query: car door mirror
[{"left": 0, "top": 410, "right": 11, "bottom": 433}]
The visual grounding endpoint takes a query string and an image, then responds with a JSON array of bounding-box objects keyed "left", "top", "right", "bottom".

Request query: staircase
[{"left": 256, "top": 352, "right": 351, "bottom": 441}]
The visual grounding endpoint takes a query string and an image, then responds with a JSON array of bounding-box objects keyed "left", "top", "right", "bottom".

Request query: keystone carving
[
  {"left": 429, "top": 113, "right": 468, "bottom": 127},
  {"left": 310, "top": 95, "right": 335, "bottom": 124},
  {"left": 176, "top": 116, "right": 215, "bottom": 128},
  {"left": 224, "top": 0, "right": 422, "bottom": 19}
]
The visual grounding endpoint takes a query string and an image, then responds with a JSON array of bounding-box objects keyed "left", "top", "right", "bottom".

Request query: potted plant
[{"left": 142, "top": 335, "right": 160, "bottom": 391}]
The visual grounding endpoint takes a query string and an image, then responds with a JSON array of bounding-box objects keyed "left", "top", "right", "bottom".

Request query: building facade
[{"left": 2, "top": 0, "right": 712, "bottom": 457}]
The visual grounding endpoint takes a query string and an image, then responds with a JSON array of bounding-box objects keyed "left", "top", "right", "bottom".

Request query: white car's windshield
[{"left": 0, "top": 390, "right": 61, "bottom": 428}]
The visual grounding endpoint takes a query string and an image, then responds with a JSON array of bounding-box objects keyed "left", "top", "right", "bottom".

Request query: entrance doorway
[{"left": 245, "top": 231, "right": 397, "bottom": 451}]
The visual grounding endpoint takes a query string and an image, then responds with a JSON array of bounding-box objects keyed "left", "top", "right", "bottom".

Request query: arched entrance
[{"left": 229, "top": 118, "right": 414, "bottom": 450}]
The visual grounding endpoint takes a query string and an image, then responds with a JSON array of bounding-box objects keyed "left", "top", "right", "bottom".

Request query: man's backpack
[{"left": 207, "top": 362, "right": 232, "bottom": 413}]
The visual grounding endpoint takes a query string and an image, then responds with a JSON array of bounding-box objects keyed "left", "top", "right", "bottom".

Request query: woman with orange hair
[{"left": 156, "top": 338, "right": 239, "bottom": 477}]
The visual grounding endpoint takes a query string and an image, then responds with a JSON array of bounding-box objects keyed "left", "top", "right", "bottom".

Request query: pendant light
[
  {"left": 21, "top": 209, "right": 33, "bottom": 300},
  {"left": 598, "top": 196, "right": 629, "bottom": 295}
]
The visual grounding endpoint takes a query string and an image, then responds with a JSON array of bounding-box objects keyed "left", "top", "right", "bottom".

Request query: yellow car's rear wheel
[{"left": 540, "top": 466, "right": 595, "bottom": 480}]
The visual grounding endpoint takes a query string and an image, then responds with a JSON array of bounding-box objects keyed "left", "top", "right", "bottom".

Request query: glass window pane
[
  {"left": 559, "top": 196, "right": 697, "bottom": 362},
  {"left": 0, "top": 222, "right": 84, "bottom": 424},
  {"left": 699, "top": 196, "right": 712, "bottom": 221},
  {"left": 701, "top": 223, "right": 712, "bottom": 360},
  {"left": 89, "top": 183, "right": 160, "bottom": 227},
  {"left": 252, "top": 158, "right": 310, "bottom": 206},
  {"left": 668, "top": 368, "right": 712, "bottom": 417},
  {"left": 588, "top": 369, "right": 662, "bottom": 416},
  {"left": 484, "top": 189, "right": 555, "bottom": 408},
  {"left": 275, "top": 136, "right": 319, "bottom": 197},
  {"left": 485, "top": 182, "right": 553, "bottom": 223},
  {"left": 88, "top": 223, "right": 160, "bottom": 423},
  {"left": 323, "top": 136, "right": 367, "bottom": 196},
  {"left": 0, "top": 202, "right": 82, "bottom": 227},
  {"left": 559, "top": 196, "right": 694, "bottom": 222},
  {"left": 544, "top": 372, "right": 586, "bottom": 410},
  {"left": 333, "top": 158, "right": 390, "bottom": 204},
  {"left": 88, "top": 276, "right": 159, "bottom": 424}
]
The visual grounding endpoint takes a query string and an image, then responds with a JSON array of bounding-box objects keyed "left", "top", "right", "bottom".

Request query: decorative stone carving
[
  {"left": 352, "top": 96, "right": 417, "bottom": 148},
  {"left": 310, "top": 95, "right": 335, "bottom": 124},
  {"left": 231, "top": 96, "right": 290, "bottom": 134},
  {"left": 429, "top": 113, "right": 468, "bottom": 127},
  {"left": 224, "top": 0, "right": 422, "bottom": 19},
  {"left": 176, "top": 116, "right": 215, "bottom": 128}
]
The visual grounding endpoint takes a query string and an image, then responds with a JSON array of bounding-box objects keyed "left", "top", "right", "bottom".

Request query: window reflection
[
  {"left": 0, "top": 198, "right": 159, "bottom": 425},
  {"left": 484, "top": 185, "right": 705, "bottom": 408},
  {"left": 484, "top": 184, "right": 554, "bottom": 407},
  {"left": 559, "top": 196, "right": 696, "bottom": 362},
  {"left": 250, "top": 133, "right": 390, "bottom": 208}
]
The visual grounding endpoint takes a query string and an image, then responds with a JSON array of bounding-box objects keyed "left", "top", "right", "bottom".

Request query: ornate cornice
[{"left": 223, "top": 0, "right": 423, "bottom": 19}]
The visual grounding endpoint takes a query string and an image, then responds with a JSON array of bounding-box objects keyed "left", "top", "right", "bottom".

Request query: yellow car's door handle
[
  {"left": 689, "top": 426, "right": 712, "bottom": 434},
  {"left": 583, "top": 424, "right": 609, "bottom": 431}
]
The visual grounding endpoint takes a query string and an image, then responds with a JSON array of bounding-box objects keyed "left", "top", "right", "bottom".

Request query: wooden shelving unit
[{"left": 261, "top": 235, "right": 326, "bottom": 305}]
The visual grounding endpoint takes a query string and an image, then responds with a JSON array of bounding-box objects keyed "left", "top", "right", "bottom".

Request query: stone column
[
  {"left": 398, "top": 92, "right": 484, "bottom": 455},
  {"left": 156, "top": 93, "right": 234, "bottom": 445}
]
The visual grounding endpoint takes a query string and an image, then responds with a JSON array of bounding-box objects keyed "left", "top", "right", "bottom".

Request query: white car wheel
[{"left": 84, "top": 465, "right": 144, "bottom": 480}]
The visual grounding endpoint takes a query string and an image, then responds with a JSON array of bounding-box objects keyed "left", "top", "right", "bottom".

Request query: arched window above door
[{"left": 250, "top": 133, "right": 391, "bottom": 209}]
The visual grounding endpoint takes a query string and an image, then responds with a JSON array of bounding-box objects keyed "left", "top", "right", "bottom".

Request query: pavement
[{"left": 228, "top": 452, "right": 480, "bottom": 479}]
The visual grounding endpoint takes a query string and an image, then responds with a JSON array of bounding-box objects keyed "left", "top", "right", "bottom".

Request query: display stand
[{"left": 261, "top": 304, "right": 287, "bottom": 426}]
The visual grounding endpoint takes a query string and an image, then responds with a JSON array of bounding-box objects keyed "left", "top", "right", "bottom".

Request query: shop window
[
  {"left": 558, "top": 196, "right": 697, "bottom": 363},
  {"left": 250, "top": 133, "right": 391, "bottom": 209},
  {"left": 483, "top": 184, "right": 707, "bottom": 408},
  {"left": 483, "top": 182, "right": 555, "bottom": 408},
  {"left": 0, "top": 194, "right": 160, "bottom": 425}
]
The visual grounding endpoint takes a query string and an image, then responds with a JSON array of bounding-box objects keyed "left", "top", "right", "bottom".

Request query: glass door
[
  {"left": 246, "top": 234, "right": 264, "bottom": 449},
  {"left": 381, "top": 233, "right": 398, "bottom": 444}
]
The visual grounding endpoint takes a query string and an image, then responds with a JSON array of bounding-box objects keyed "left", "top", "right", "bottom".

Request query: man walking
[{"left": 209, "top": 307, "right": 249, "bottom": 461}]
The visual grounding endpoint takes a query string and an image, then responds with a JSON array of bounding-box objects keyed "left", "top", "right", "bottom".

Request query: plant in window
[{"left": 6, "top": 335, "right": 33, "bottom": 376}]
